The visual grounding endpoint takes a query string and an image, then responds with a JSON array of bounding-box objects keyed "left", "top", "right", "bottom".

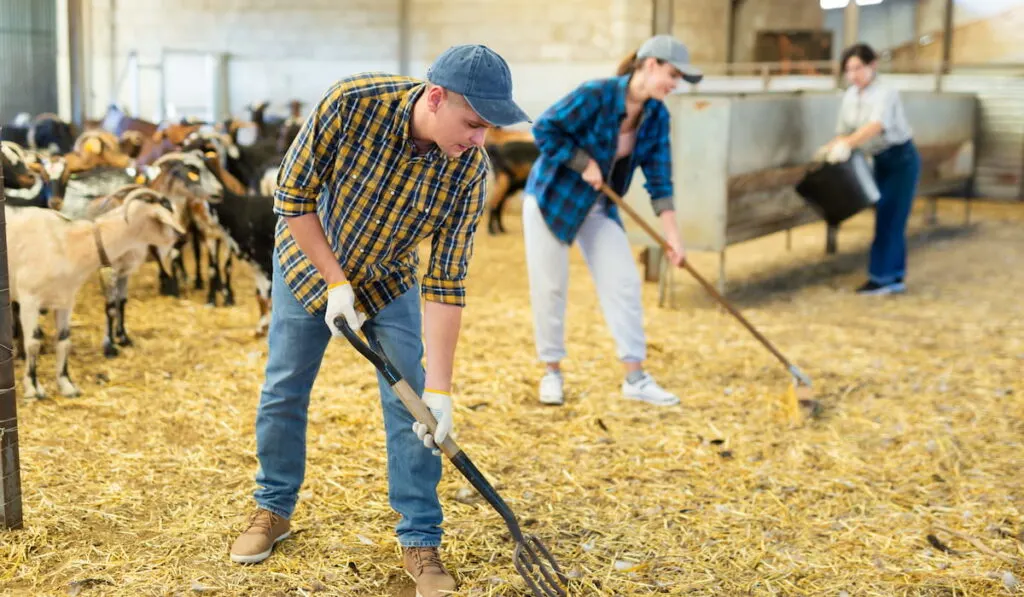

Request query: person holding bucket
[
  {"left": 521, "top": 34, "right": 702, "bottom": 407},
  {"left": 819, "top": 42, "right": 921, "bottom": 296}
]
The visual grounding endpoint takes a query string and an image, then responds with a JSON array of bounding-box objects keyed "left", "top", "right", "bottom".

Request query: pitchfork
[{"left": 334, "top": 317, "right": 570, "bottom": 597}]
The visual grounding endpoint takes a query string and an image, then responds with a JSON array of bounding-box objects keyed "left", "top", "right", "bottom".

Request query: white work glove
[
  {"left": 812, "top": 144, "right": 830, "bottom": 162},
  {"left": 325, "top": 281, "right": 366, "bottom": 336},
  {"left": 412, "top": 390, "right": 453, "bottom": 456},
  {"left": 825, "top": 140, "right": 852, "bottom": 164}
]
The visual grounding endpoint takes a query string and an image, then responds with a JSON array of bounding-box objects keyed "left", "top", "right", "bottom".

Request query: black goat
[{"left": 198, "top": 152, "right": 277, "bottom": 336}]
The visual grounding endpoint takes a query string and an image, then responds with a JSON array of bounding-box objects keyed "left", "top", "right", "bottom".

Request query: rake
[
  {"left": 598, "top": 184, "right": 819, "bottom": 419},
  {"left": 334, "top": 317, "right": 570, "bottom": 596}
]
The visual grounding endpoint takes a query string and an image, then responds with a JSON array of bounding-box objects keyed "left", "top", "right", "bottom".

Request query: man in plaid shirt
[{"left": 229, "top": 45, "right": 530, "bottom": 597}]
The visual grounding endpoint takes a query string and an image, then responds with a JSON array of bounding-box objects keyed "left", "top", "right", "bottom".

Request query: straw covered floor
[{"left": 2, "top": 198, "right": 1023, "bottom": 596}]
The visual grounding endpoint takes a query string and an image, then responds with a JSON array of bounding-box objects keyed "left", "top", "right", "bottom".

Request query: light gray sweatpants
[{"left": 522, "top": 194, "right": 646, "bottom": 364}]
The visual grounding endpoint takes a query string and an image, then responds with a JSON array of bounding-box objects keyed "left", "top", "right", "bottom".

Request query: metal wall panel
[
  {"left": 942, "top": 75, "right": 1024, "bottom": 200},
  {"left": 882, "top": 73, "right": 1024, "bottom": 201},
  {"left": 0, "top": 0, "right": 58, "bottom": 123}
]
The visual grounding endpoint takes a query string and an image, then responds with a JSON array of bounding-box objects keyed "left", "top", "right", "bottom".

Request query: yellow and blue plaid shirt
[{"left": 273, "top": 73, "right": 489, "bottom": 318}]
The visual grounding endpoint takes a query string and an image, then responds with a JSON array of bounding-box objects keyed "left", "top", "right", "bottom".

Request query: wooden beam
[
  {"left": 843, "top": 0, "right": 860, "bottom": 50},
  {"left": 67, "top": 0, "right": 86, "bottom": 126},
  {"left": 940, "top": 0, "right": 953, "bottom": 72},
  {"left": 652, "top": 0, "right": 673, "bottom": 36},
  {"left": 0, "top": 170, "right": 24, "bottom": 531},
  {"left": 728, "top": 0, "right": 746, "bottom": 64},
  {"left": 398, "top": 0, "right": 411, "bottom": 75}
]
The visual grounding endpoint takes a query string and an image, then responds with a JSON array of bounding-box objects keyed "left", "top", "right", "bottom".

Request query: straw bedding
[{"left": 2, "top": 198, "right": 1022, "bottom": 596}]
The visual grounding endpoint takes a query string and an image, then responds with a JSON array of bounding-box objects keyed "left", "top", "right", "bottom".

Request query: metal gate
[{"left": 0, "top": 0, "right": 58, "bottom": 123}]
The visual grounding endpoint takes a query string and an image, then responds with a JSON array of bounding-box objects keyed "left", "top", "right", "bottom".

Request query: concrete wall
[
  {"left": 85, "top": 0, "right": 401, "bottom": 123},
  {"left": 823, "top": 0, "right": 918, "bottom": 60},
  {"left": 730, "top": 0, "right": 824, "bottom": 64},
  {"left": 893, "top": 0, "right": 1024, "bottom": 65},
  {"left": 672, "top": 0, "right": 730, "bottom": 64},
  {"left": 81, "top": 0, "right": 831, "bottom": 125}
]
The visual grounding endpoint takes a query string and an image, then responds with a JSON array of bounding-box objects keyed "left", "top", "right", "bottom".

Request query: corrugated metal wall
[
  {"left": 0, "top": 0, "right": 58, "bottom": 123},
  {"left": 942, "top": 75, "right": 1024, "bottom": 201}
]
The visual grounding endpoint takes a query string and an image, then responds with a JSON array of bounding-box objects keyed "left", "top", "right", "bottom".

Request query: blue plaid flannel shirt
[{"left": 523, "top": 74, "right": 675, "bottom": 244}]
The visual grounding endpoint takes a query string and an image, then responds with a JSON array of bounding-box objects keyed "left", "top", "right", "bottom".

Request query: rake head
[
  {"left": 787, "top": 364, "right": 822, "bottom": 418},
  {"left": 513, "top": 534, "right": 570, "bottom": 597}
]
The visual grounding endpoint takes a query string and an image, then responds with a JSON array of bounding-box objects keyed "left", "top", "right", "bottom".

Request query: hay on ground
[{"left": 2, "top": 198, "right": 1023, "bottom": 596}]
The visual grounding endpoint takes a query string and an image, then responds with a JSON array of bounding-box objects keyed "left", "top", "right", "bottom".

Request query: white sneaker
[
  {"left": 622, "top": 373, "right": 680, "bottom": 407},
  {"left": 539, "top": 371, "right": 564, "bottom": 406}
]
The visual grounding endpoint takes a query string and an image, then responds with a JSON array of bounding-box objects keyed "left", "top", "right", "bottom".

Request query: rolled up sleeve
[
  {"left": 421, "top": 173, "right": 487, "bottom": 306},
  {"left": 274, "top": 83, "right": 348, "bottom": 217},
  {"left": 641, "top": 108, "right": 674, "bottom": 215}
]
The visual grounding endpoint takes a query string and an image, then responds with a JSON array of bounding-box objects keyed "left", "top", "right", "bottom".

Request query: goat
[
  {"left": 483, "top": 127, "right": 540, "bottom": 234},
  {"left": 118, "top": 130, "right": 145, "bottom": 159},
  {"left": 2, "top": 141, "right": 47, "bottom": 207},
  {"left": 1, "top": 113, "right": 32, "bottom": 147},
  {"left": 134, "top": 122, "right": 202, "bottom": 167},
  {"left": 178, "top": 133, "right": 253, "bottom": 300},
  {"left": 7, "top": 191, "right": 185, "bottom": 398},
  {"left": 84, "top": 154, "right": 222, "bottom": 357},
  {"left": 49, "top": 129, "right": 137, "bottom": 211},
  {"left": 27, "top": 112, "right": 76, "bottom": 155},
  {"left": 187, "top": 147, "right": 276, "bottom": 335},
  {"left": 145, "top": 150, "right": 226, "bottom": 299}
]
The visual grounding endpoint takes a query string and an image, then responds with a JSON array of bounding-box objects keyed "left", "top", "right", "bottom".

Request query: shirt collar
[
  {"left": 615, "top": 73, "right": 657, "bottom": 122},
  {"left": 396, "top": 82, "right": 446, "bottom": 162}
]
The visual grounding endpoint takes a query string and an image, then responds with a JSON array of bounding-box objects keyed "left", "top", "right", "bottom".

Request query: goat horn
[{"left": 121, "top": 187, "right": 162, "bottom": 222}]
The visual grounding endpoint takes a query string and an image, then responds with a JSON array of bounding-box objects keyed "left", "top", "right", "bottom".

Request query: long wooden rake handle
[{"left": 599, "top": 184, "right": 808, "bottom": 382}]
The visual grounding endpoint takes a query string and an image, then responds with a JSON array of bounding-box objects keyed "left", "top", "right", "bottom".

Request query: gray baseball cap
[
  {"left": 637, "top": 35, "right": 704, "bottom": 84},
  {"left": 426, "top": 44, "right": 532, "bottom": 127}
]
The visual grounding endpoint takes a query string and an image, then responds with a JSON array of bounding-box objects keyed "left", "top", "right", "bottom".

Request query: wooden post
[
  {"left": 398, "top": 0, "right": 411, "bottom": 76},
  {"left": 67, "top": 0, "right": 86, "bottom": 127},
  {"left": 0, "top": 139, "right": 25, "bottom": 531},
  {"left": 652, "top": 0, "right": 673, "bottom": 36},
  {"left": 940, "top": 0, "right": 954, "bottom": 74},
  {"left": 844, "top": 1, "right": 860, "bottom": 49},
  {"left": 642, "top": 246, "right": 664, "bottom": 283}
]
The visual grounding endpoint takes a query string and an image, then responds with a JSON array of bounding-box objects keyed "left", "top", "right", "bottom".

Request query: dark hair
[
  {"left": 616, "top": 50, "right": 666, "bottom": 76},
  {"left": 841, "top": 43, "right": 878, "bottom": 71}
]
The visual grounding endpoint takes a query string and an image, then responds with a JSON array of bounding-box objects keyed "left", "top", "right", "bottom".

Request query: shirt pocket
[
  {"left": 335, "top": 172, "right": 395, "bottom": 262},
  {"left": 399, "top": 180, "right": 461, "bottom": 243}
]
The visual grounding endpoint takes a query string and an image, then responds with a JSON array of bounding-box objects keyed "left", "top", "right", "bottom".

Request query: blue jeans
[
  {"left": 869, "top": 140, "right": 921, "bottom": 284},
  {"left": 253, "top": 252, "right": 444, "bottom": 547}
]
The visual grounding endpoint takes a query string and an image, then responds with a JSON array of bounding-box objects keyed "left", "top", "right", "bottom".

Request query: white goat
[{"left": 7, "top": 189, "right": 186, "bottom": 398}]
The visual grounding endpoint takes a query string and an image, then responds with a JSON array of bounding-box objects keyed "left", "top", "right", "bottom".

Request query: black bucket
[{"left": 795, "top": 151, "right": 881, "bottom": 226}]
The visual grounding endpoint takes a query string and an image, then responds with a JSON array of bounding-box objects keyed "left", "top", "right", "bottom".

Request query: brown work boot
[
  {"left": 403, "top": 546, "right": 456, "bottom": 597},
  {"left": 229, "top": 508, "right": 291, "bottom": 564}
]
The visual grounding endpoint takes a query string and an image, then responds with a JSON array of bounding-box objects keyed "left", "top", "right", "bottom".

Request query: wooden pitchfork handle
[{"left": 599, "top": 183, "right": 806, "bottom": 380}]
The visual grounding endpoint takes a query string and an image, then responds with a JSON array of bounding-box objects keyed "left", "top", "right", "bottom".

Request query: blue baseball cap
[{"left": 426, "top": 44, "right": 531, "bottom": 127}]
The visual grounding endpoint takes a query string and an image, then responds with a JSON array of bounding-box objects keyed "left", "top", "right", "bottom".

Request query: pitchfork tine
[
  {"left": 516, "top": 556, "right": 563, "bottom": 597},
  {"left": 526, "top": 536, "right": 568, "bottom": 591},
  {"left": 515, "top": 538, "right": 567, "bottom": 596}
]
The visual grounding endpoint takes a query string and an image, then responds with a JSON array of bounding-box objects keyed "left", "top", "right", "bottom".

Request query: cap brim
[
  {"left": 463, "top": 95, "right": 532, "bottom": 127},
  {"left": 672, "top": 62, "right": 704, "bottom": 84}
]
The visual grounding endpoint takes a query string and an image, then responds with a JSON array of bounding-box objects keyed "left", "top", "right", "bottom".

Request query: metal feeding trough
[{"left": 620, "top": 88, "right": 978, "bottom": 301}]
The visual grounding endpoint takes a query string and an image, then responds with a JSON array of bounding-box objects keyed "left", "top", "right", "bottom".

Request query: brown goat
[{"left": 484, "top": 127, "right": 540, "bottom": 235}]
